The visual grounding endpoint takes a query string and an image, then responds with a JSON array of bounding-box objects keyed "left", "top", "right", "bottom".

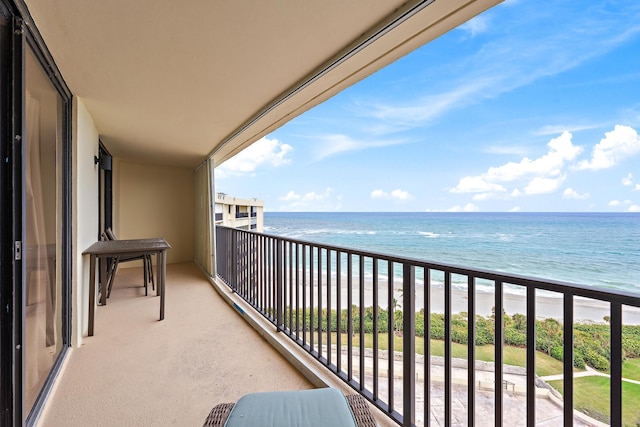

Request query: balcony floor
[{"left": 38, "top": 262, "right": 314, "bottom": 426}]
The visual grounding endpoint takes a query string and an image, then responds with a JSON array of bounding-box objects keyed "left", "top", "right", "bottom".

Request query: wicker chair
[{"left": 203, "top": 393, "right": 377, "bottom": 427}]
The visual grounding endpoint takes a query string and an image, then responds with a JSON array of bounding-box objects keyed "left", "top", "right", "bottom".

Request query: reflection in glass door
[{"left": 24, "top": 43, "right": 63, "bottom": 414}]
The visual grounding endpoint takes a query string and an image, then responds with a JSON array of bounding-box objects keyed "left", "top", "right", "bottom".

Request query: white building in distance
[{"left": 215, "top": 193, "right": 264, "bottom": 232}]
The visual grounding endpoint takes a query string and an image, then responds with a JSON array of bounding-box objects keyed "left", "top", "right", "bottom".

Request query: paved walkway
[
  {"left": 541, "top": 365, "right": 640, "bottom": 385},
  {"left": 332, "top": 347, "right": 597, "bottom": 426}
]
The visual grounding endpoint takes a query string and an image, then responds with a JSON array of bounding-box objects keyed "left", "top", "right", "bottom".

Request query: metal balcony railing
[
  {"left": 215, "top": 225, "right": 639, "bottom": 427},
  {"left": 235, "top": 212, "right": 249, "bottom": 219}
]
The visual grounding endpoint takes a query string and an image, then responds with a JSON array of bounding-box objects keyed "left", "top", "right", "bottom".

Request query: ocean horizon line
[{"left": 264, "top": 210, "right": 640, "bottom": 214}]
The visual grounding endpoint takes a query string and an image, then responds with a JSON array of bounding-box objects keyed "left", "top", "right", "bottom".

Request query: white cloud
[
  {"left": 622, "top": 173, "right": 634, "bottom": 186},
  {"left": 391, "top": 189, "right": 413, "bottom": 200},
  {"left": 472, "top": 193, "right": 492, "bottom": 201},
  {"left": 485, "top": 145, "right": 529, "bottom": 156},
  {"left": 451, "top": 177, "right": 507, "bottom": 194},
  {"left": 534, "top": 123, "right": 602, "bottom": 136},
  {"left": 509, "top": 206, "right": 521, "bottom": 212},
  {"left": 447, "top": 203, "right": 479, "bottom": 212},
  {"left": 609, "top": 199, "right": 633, "bottom": 207},
  {"left": 635, "top": 184, "right": 640, "bottom": 191},
  {"left": 562, "top": 188, "right": 590, "bottom": 200},
  {"left": 279, "top": 191, "right": 300, "bottom": 201},
  {"left": 370, "top": 188, "right": 413, "bottom": 200},
  {"left": 485, "top": 132, "right": 581, "bottom": 181},
  {"left": 353, "top": 4, "right": 640, "bottom": 136},
  {"left": 524, "top": 176, "right": 565, "bottom": 195},
  {"left": 216, "top": 137, "right": 292, "bottom": 178},
  {"left": 458, "top": 15, "right": 490, "bottom": 37},
  {"left": 278, "top": 188, "right": 341, "bottom": 211},
  {"left": 370, "top": 189, "right": 387, "bottom": 199},
  {"left": 629, "top": 205, "right": 640, "bottom": 212},
  {"left": 452, "top": 132, "right": 580, "bottom": 198},
  {"left": 313, "top": 134, "right": 406, "bottom": 160},
  {"left": 280, "top": 188, "right": 334, "bottom": 202},
  {"left": 576, "top": 125, "right": 640, "bottom": 170},
  {"left": 366, "top": 78, "right": 496, "bottom": 130}
]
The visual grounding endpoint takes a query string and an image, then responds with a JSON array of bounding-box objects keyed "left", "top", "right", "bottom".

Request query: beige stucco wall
[
  {"left": 113, "top": 161, "right": 195, "bottom": 265},
  {"left": 72, "top": 97, "right": 100, "bottom": 346},
  {"left": 70, "top": 104, "right": 195, "bottom": 345}
]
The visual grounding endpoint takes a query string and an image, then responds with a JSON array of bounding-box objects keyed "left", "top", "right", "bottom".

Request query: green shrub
[
  {"left": 504, "top": 328, "right": 527, "bottom": 347},
  {"left": 430, "top": 313, "right": 445, "bottom": 340},
  {"left": 551, "top": 345, "right": 564, "bottom": 361}
]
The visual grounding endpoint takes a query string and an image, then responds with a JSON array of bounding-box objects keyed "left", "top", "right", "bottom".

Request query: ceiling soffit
[{"left": 21, "top": 0, "right": 502, "bottom": 168}]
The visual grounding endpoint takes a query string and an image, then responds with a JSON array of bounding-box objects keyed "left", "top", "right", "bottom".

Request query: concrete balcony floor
[{"left": 38, "top": 263, "right": 314, "bottom": 426}]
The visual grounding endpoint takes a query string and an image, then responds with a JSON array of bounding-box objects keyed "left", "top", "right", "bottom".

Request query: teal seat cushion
[{"left": 224, "top": 388, "right": 357, "bottom": 427}]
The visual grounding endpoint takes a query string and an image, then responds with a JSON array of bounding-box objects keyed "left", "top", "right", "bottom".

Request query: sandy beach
[{"left": 286, "top": 276, "right": 640, "bottom": 325}]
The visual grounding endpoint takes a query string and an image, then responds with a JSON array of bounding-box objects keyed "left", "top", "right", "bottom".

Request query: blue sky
[{"left": 216, "top": 0, "right": 640, "bottom": 212}]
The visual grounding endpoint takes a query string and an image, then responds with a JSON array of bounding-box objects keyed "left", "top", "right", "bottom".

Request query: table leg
[
  {"left": 155, "top": 252, "right": 160, "bottom": 297},
  {"left": 100, "top": 254, "right": 108, "bottom": 306},
  {"left": 160, "top": 250, "right": 166, "bottom": 320},
  {"left": 88, "top": 254, "right": 96, "bottom": 336}
]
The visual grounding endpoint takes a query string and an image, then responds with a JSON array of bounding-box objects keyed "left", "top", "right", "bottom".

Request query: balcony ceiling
[{"left": 23, "top": 0, "right": 501, "bottom": 168}]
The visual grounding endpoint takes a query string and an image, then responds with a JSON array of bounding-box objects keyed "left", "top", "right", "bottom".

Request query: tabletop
[{"left": 83, "top": 238, "right": 171, "bottom": 255}]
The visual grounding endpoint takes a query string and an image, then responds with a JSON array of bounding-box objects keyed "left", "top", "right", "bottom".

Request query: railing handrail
[
  {"left": 216, "top": 225, "right": 640, "bottom": 307},
  {"left": 215, "top": 225, "right": 634, "bottom": 427}
]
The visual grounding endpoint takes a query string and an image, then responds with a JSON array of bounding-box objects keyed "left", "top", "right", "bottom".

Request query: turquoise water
[{"left": 263, "top": 212, "right": 640, "bottom": 295}]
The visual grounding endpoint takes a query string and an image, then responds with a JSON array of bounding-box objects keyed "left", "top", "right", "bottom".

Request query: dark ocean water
[{"left": 263, "top": 212, "right": 640, "bottom": 294}]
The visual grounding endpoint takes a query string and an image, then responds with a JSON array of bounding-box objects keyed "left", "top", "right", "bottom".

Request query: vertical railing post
[
  {"left": 336, "top": 251, "right": 342, "bottom": 372},
  {"left": 347, "top": 254, "right": 353, "bottom": 381},
  {"left": 527, "top": 287, "right": 536, "bottom": 427},
  {"left": 610, "top": 301, "right": 622, "bottom": 427},
  {"left": 402, "top": 263, "right": 415, "bottom": 427},
  {"left": 467, "top": 275, "right": 476, "bottom": 427},
  {"left": 231, "top": 229, "right": 237, "bottom": 292},
  {"left": 495, "top": 281, "right": 504, "bottom": 427},
  {"left": 424, "top": 267, "right": 430, "bottom": 427},
  {"left": 276, "top": 238, "right": 283, "bottom": 332},
  {"left": 444, "top": 271, "right": 452, "bottom": 426},
  {"left": 372, "top": 258, "right": 379, "bottom": 401},
  {"left": 387, "top": 261, "right": 394, "bottom": 413},
  {"left": 359, "top": 255, "right": 365, "bottom": 389},
  {"left": 563, "top": 294, "right": 574, "bottom": 427}
]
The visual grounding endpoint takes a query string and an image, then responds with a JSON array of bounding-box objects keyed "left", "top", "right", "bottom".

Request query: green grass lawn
[
  {"left": 314, "top": 332, "right": 566, "bottom": 376},
  {"left": 547, "top": 376, "right": 640, "bottom": 426},
  {"left": 622, "top": 358, "right": 640, "bottom": 382},
  {"left": 428, "top": 339, "right": 566, "bottom": 377}
]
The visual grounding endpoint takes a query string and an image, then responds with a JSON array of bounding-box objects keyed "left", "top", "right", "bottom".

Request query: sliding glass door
[
  {"left": 0, "top": 1, "right": 71, "bottom": 424},
  {"left": 24, "top": 41, "right": 65, "bottom": 416}
]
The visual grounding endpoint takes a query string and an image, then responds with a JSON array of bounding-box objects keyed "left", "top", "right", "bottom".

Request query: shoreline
[
  {"left": 298, "top": 278, "right": 640, "bottom": 325},
  {"left": 428, "top": 286, "right": 640, "bottom": 325}
]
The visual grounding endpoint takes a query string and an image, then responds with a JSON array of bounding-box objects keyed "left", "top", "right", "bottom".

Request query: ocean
[{"left": 263, "top": 212, "right": 640, "bottom": 295}]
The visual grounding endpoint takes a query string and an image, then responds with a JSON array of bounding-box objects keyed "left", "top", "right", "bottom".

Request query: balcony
[
  {"left": 215, "top": 225, "right": 640, "bottom": 427},
  {"left": 38, "top": 263, "right": 318, "bottom": 426},
  {"left": 37, "top": 229, "right": 639, "bottom": 427}
]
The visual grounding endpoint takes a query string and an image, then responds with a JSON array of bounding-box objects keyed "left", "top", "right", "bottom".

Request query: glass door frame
[
  {"left": 1, "top": 0, "right": 72, "bottom": 425},
  {"left": 0, "top": 2, "right": 23, "bottom": 426}
]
